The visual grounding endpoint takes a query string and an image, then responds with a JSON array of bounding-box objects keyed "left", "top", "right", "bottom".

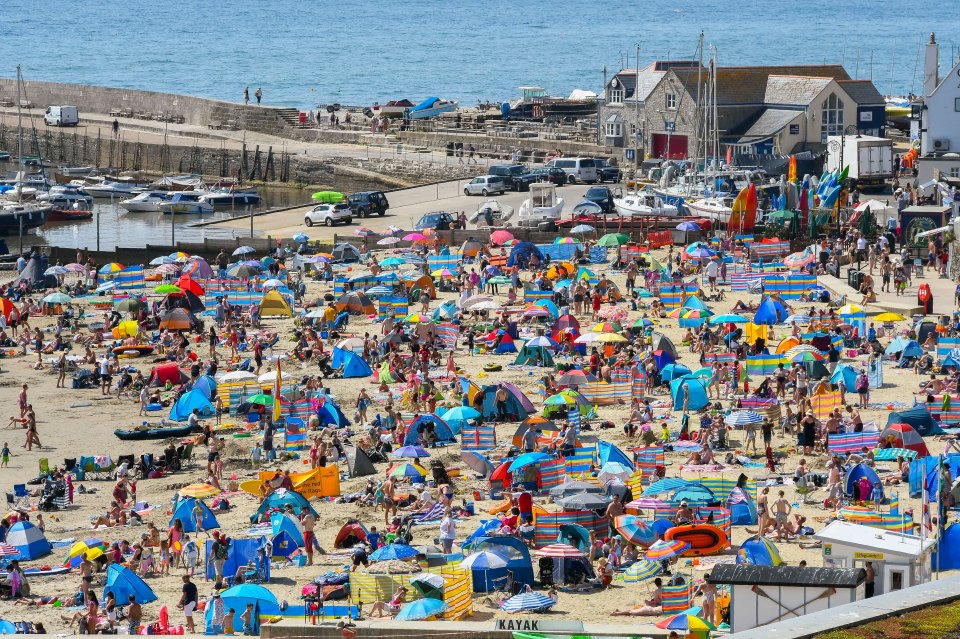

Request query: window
[
  {"left": 820, "top": 93, "right": 845, "bottom": 142},
  {"left": 666, "top": 93, "right": 677, "bottom": 109},
  {"left": 789, "top": 124, "right": 800, "bottom": 135},
  {"left": 955, "top": 97, "right": 960, "bottom": 112},
  {"left": 605, "top": 121, "right": 622, "bottom": 137},
  {"left": 950, "top": 167, "right": 960, "bottom": 178},
  {"left": 609, "top": 88, "right": 624, "bottom": 104}
]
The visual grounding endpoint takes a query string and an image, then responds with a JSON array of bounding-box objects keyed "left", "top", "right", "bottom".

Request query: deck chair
[
  {"left": 12, "top": 484, "right": 29, "bottom": 508},
  {"left": 37, "top": 459, "right": 50, "bottom": 479}
]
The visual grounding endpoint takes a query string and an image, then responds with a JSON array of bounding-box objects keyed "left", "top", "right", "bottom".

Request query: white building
[
  {"left": 919, "top": 33, "right": 960, "bottom": 181},
  {"left": 709, "top": 563, "right": 865, "bottom": 634},
  {"left": 815, "top": 521, "right": 935, "bottom": 596}
]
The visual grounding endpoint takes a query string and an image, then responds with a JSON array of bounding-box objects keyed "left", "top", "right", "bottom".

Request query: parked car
[
  {"left": 346, "top": 191, "right": 389, "bottom": 217},
  {"left": 527, "top": 166, "right": 568, "bottom": 186},
  {"left": 415, "top": 211, "right": 453, "bottom": 231},
  {"left": 584, "top": 186, "right": 616, "bottom": 213},
  {"left": 463, "top": 175, "right": 507, "bottom": 196},
  {"left": 488, "top": 164, "right": 536, "bottom": 191},
  {"left": 594, "top": 158, "right": 622, "bottom": 183},
  {"left": 544, "top": 157, "right": 599, "bottom": 184},
  {"left": 304, "top": 202, "right": 353, "bottom": 227}
]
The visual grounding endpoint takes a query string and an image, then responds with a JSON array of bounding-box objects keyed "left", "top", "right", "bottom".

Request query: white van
[
  {"left": 44, "top": 106, "right": 80, "bottom": 127},
  {"left": 544, "top": 157, "right": 598, "bottom": 184}
]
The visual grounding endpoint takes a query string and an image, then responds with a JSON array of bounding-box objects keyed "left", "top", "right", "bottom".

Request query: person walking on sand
[
  {"left": 243, "top": 87, "right": 250, "bottom": 105},
  {"left": 255, "top": 88, "right": 262, "bottom": 104},
  {"left": 112, "top": 118, "right": 120, "bottom": 139},
  {"left": 772, "top": 490, "right": 792, "bottom": 540},
  {"left": 179, "top": 574, "right": 198, "bottom": 634},
  {"left": 18, "top": 384, "right": 27, "bottom": 419}
]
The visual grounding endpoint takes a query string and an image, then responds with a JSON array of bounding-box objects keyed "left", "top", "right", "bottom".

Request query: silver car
[
  {"left": 304, "top": 202, "right": 353, "bottom": 227},
  {"left": 463, "top": 175, "right": 507, "bottom": 196}
]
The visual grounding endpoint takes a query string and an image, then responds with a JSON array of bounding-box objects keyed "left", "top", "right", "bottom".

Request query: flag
[
  {"left": 272, "top": 358, "right": 283, "bottom": 423},
  {"left": 921, "top": 482, "right": 932, "bottom": 536}
]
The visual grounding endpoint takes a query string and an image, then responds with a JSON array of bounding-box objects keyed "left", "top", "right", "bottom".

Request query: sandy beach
[{"left": 0, "top": 237, "right": 951, "bottom": 635}]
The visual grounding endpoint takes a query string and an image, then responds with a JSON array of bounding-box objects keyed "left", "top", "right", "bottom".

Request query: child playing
[
  {"left": 158, "top": 539, "right": 171, "bottom": 576},
  {"left": 1, "top": 442, "right": 9, "bottom": 467},
  {"left": 250, "top": 445, "right": 263, "bottom": 469}
]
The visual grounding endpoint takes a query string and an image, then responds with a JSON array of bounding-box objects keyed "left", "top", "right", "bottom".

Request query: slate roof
[
  {"left": 610, "top": 61, "right": 700, "bottom": 103},
  {"left": 708, "top": 563, "right": 866, "bottom": 588},
  {"left": 672, "top": 65, "right": 850, "bottom": 106},
  {"left": 738, "top": 108, "right": 803, "bottom": 139},
  {"left": 838, "top": 80, "right": 885, "bottom": 106},
  {"left": 765, "top": 76, "right": 834, "bottom": 105}
]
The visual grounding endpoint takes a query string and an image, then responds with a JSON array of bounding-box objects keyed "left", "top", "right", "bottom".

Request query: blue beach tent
[
  {"left": 251, "top": 490, "right": 317, "bottom": 523},
  {"left": 886, "top": 406, "right": 942, "bottom": 436},
  {"left": 845, "top": 463, "right": 883, "bottom": 500},
  {"left": 170, "top": 497, "right": 220, "bottom": 533},
  {"left": 403, "top": 414, "right": 456, "bottom": 446},
  {"left": 191, "top": 374, "right": 217, "bottom": 400},
  {"left": 204, "top": 537, "right": 271, "bottom": 583},
  {"left": 169, "top": 389, "right": 215, "bottom": 422},
  {"left": 6, "top": 521, "right": 50, "bottom": 560},
  {"left": 212, "top": 584, "right": 279, "bottom": 635},
  {"left": 318, "top": 400, "right": 351, "bottom": 428},
  {"left": 598, "top": 440, "right": 635, "bottom": 471},
  {"left": 270, "top": 512, "right": 305, "bottom": 546},
  {"left": 103, "top": 564, "right": 157, "bottom": 604},
  {"left": 670, "top": 376, "right": 709, "bottom": 411}
]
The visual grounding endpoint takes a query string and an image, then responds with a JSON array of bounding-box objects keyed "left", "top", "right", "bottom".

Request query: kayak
[
  {"left": 112, "top": 345, "right": 155, "bottom": 359},
  {"left": 311, "top": 191, "right": 344, "bottom": 203},
  {"left": 0, "top": 565, "right": 70, "bottom": 578},
  {"left": 114, "top": 424, "right": 195, "bottom": 441}
]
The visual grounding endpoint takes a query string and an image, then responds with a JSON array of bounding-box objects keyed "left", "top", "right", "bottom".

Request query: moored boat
[
  {"left": 613, "top": 191, "right": 680, "bottom": 217},
  {"left": 406, "top": 97, "right": 457, "bottom": 120},
  {"left": 119, "top": 190, "right": 172, "bottom": 212},
  {"left": 114, "top": 423, "right": 195, "bottom": 441},
  {"left": 685, "top": 196, "right": 734, "bottom": 223},
  {"left": 158, "top": 192, "right": 214, "bottom": 215}
]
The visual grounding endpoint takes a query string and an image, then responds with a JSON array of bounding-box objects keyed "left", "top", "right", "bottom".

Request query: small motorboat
[
  {"left": 685, "top": 196, "right": 734, "bottom": 223},
  {"left": 114, "top": 423, "right": 195, "bottom": 441},
  {"left": 518, "top": 182, "right": 564, "bottom": 225},
  {"left": 158, "top": 192, "right": 214, "bottom": 215},
  {"left": 47, "top": 201, "right": 93, "bottom": 221},
  {"left": 75, "top": 176, "right": 145, "bottom": 198},
  {"left": 469, "top": 199, "right": 514, "bottom": 227},
  {"left": 371, "top": 99, "right": 414, "bottom": 119},
  {"left": 199, "top": 188, "right": 262, "bottom": 208},
  {"left": 120, "top": 190, "right": 172, "bottom": 212},
  {"left": 406, "top": 97, "right": 457, "bottom": 120},
  {"left": 614, "top": 191, "right": 680, "bottom": 217}
]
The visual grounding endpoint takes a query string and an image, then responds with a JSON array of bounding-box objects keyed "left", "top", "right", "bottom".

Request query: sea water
[{"left": 2, "top": 0, "right": 954, "bottom": 108}]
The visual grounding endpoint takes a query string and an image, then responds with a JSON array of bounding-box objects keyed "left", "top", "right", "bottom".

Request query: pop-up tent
[
  {"left": 259, "top": 289, "right": 293, "bottom": 317},
  {"left": 728, "top": 486, "right": 758, "bottom": 525},
  {"left": 507, "top": 242, "right": 545, "bottom": 268},
  {"left": 598, "top": 440, "right": 634, "bottom": 471},
  {"left": 650, "top": 332, "right": 679, "bottom": 360},
  {"left": 169, "top": 389, "right": 215, "bottom": 422},
  {"left": 208, "top": 583, "right": 280, "bottom": 635},
  {"left": 332, "top": 242, "right": 362, "bottom": 263},
  {"left": 334, "top": 521, "right": 369, "bottom": 549},
  {"left": 845, "top": 463, "right": 883, "bottom": 500},
  {"left": 403, "top": 415, "right": 456, "bottom": 446},
  {"left": 886, "top": 406, "right": 943, "bottom": 436},
  {"left": 879, "top": 423, "right": 930, "bottom": 457},
  {"left": 6, "top": 521, "right": 50, "bottom": 560},
  {"left": 170, "top": 497, "right": 220, "bottom": 533},
  {"left": 932, "top": 524, "right": 960, "bottom": 570},
  {"left": 515, "top": 343, "right": 555, "bottom": 367},
  {"left": 149, "top": 363, "right": 188, "bottom": 387},
  {"left": 737, "top": 535, "right": 782, "bottom": 566},
  {"left": 250, "top": 490, "right": 317, "bottom": 523},
  {"left": 103, "top": 564, "right": 157, "bottom": 604},
  {"left": 670, "top": 376, "right": 709, "bottom": 412},
  {"left": 332, "top": 347, "right": 374, "bottom": 378},
  {"left": 335, "top": 291, "right": 375, "bottom": 315},
  {"left": 345, "top": 445, "right": 377, "bottom": 478},
  {"left": 204, "top": 538, "right": 271, "bottom": 583},
  {"left": 190, "top": 374, "right": 218, "bottom": 400},
  {"left": 469, "top": 536, "right": 534, "bottom": 592}
]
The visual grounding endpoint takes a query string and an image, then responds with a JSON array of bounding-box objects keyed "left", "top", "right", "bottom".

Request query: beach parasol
[
  {"left": 99, "top": 262, "right": 125, "bottom": 274},
  {"left": 403, "top": 233, "right": 427, "bottom": 242},
  {"left": 44, "top": 266, "right": 69, "bottom": 276},
  {"left": 354, "top": 227, "right": 375, "bottom": 237},
  {"left": 508, "top": 452, "right": 553, "bottom": 473},
  {"left": 461, "top": 550, "right": 509, "bottom": 571},
  {"left": 557, "top": 493, "right": 610, "bottom": 510},
  {"left": 838, "top": 303, "right": 864, "bottom": 315},
  {"left": 369, "top": 543, "right": 419, "bottom": 561},
  {"left": 534, "top": 544, "right": 584, "bottom": 558},
  {"left": 409, "top": 573, "right": 445, "bottom": 599},
  {"left": 597, "top": 233, "right": 630, "bottom": 246},
  {"left": 591, "top": 321, "right": 622, "bottom": 333},
  {"left": 686, "top": 246, "right": 716, "bottom": 259},
  {"left": 790, "top": 350, "right": 824, "bottom": 363},
  {"left": 595, "top": 332, "right": 627, "bottom": 343},
  {"left": 724, "top": 410, "right": 763, "bottom": 426},
  {"left": 392, "top": 445, "right": 430, "bottom": 459},
  {"left": 232, "top": 246, "right": 256, "bottom": 256},
  {"left": 292, "top": 232, "right": 309, "bottom": 243},
  {"left": 396, "top": 598, "right": 447, "bottom": 621},
  {"left": 783, "top": 314, "right": 811, "bottom": 324},
  {"left": 154, "top": 284, "right": 182, "bottom": 294},
  {"left": 43, "top": 292, "right": 72, "bottom": 304},
  {"left": 388, "top": 463, "right": 428, "bottom": 479},
  {"left": 554, "top": 237, "right": 578, "bottom": 244},
  {"left": 179, "top": 483, "right": 220, "bottom": 499},
  {"left": 500, "top": 591, "right": 556, "bottom": 612},
  {"left": 675, "top": 221, "right": 701, "bottom": 231},
  {"left": 556, "top": 369, "right": 596, "bottom": 386},
  {"left": 679, "top": 308, "right": 713, "bottom": 319},
  {"left": 656, "top": 613, "right": 716, "bottom": 632},
  {"left": 219, "top": 371, "right": 256, "bottom": 382},
  {"left": 622, "top": 559, "right": 662, "bottom": 582},
  {"left": 645, "top": 539, "right": 690, "bottom": 560},
  {"left": 377, "top": 237, "right": 401, "bottom": 246},
  {"left": 431, "top": 268, "right": 456, "bottom": 278},
  {"left": 381, "top": 257, "right": 407, "bottom": 268},
  {"left": 442, "top": 406, "right": 482, "bottom": 428},
  {"left": 114, "top": 298, "right": 143, "bottom": 313},
  {"left": 248, "top": 393, "right": 275, "bottom": 406},
  {"left": 470, "top": 301, "right": 502, "bottom": 312},
  {"left": 64, "top": 263, "right": 86, "bottom": 273},
  {"left": 709, "top": 314, "right": 748, "bottom": 324},
  {"left": 149, "top": 256, "right": 176, "bottom": 266},
  {"left": 490, "top": 230, "right": 515, "bottom": 245},
  {"left": 570, "top": 224, "right": 595, "bottom": 234},
  {"left": 228, "top": 264, "right": 260, "bottom": 279},
  {"left": 155, "top": 263, "right": 181, "bottom": 275},
  {"left": 613, "top": 515, "right": 658, "bottom": 547},
  {"left": 875, "top": 312, "right": 906, "bottom": 322}
]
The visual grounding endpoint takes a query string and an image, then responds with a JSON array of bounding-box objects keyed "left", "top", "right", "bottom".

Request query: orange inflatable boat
[{"left": 663, "top": 524, "right": 728, "bottom": 556}]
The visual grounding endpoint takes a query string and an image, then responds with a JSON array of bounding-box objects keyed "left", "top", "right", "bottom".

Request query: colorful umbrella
[
  {"left": 645, "top": 539, "right": 690, "bottom": 560},
  {"left": 179, "top": 483, "right": 221, "bottom": 499},
  {"left": 392, "top": 446, "right": 430, "bottom": 459},
  {"left": 570, "top": 224, "right": 595, "bottom": 234},
  {"left": 461, "top": 550, "right": 508, "bottom": 570},
  {"left": 354, "top": 227, "right": 375, "bottom": 237},
  {"left": 613, "top": 515, "right": 658, "bottom": 547},
  {"left": 388, "top": 463, "right": 428, "bottom": 479},
  {"left": 377, "top": 237, "right": 401, "bottom": 246},
  {"left": 875, "top": 312, "right": 906, "bottom": 322},
  {"left": 656, "top": 613, "right": 716, "bottom": 632},
  {"left": 556, "top": 369, "right": 595, "bottom": 386},
  {"left": 595, "top": 333, "right": 627, "bottom": 343},
  {"left": 790, "top": 350, "right": 825, "bottom": 363},
  {"left": 248, "top": 393, "right": 275, "bottom": 406},
  {"left": 597, "top": 233, "right": 630, "bottom": 246},
  {"left": 686, "top": 246, "right": 716, "bottom": 259},
  {"left": 403, "top": 233, "right": 427, "bottom": 242},
  {"left": 534, "top": 543, "right": 585, "bottom": 558},
  {"left": 675, "top": 221, "right": 701, "bottom": 231},
  {"left": 369, "top": 543, "right": 418, "bottom": 561},
  {"left": 431, "top": 268, "right": 456, "bottom": 278},
  {"left": 709, "top": 314, "right": 748, "bottom": 324},
  {"left": 622, "top": 559, "right": 662, "bottom": 582},
  {"left": 154, "top": 284, "right": 182, "bottom": 294},
  {"left": 680, "top": 308, "right": 714, "bottom": 319},
  {"left": 99, "top": 262, "right": 125, "bottom": 273},
  {"left": 490, "top": 230, "right": 515, "bottom": 245},
  {"left": 591, "top": 321, "right": 622, "bottom": 333},
  {"left": 500, "top": 591, "right": 557, "bottom": 612},
  {"left": 724, "top": 410, "right": 763, "bottom": 426},
  {"left": 553, "top": 237, "right": 578, "bottom": 244}
]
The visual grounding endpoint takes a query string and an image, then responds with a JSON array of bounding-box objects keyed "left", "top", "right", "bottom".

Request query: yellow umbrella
[
  {"left": 179, "top": 483, "right": 221, "bottom": 499},
  {"left": 874, "top": 312, "right": 905, "bottom": 322},
  {"left": 67, "top": 541, "right": 91, "bottom": 560},
  {"left": 595, "top": 333, "right": 628, "bottom": 343},
  {"left": 112, "top": 320, "right": 139, "bottom": 338},
  {"left": 84, "top": 547, "right": 104, "bottom": 561},
  {"left": 838, "top": 304, "right": 864, "bottom": 315}
]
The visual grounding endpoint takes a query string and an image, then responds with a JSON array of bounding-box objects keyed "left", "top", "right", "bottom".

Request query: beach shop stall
[
  {"left": 708, "top": 563, "right": 865, "bottom": 633},
  {"left": 814, "top": 521, "right": 934, "bottom": 596}
]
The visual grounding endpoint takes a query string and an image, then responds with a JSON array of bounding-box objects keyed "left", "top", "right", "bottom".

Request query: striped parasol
[
  {"left": 724, "top": 410, "right": 763, "bottom": 426},
  {"left": 613, "top": 515, "right": 658, "bottom": 547},
  {"left": 645, "top": 539, "right": 690, "bottom": 561},
  {"left": 500, "top": 592, "right": 557, "bottom": 612},
  {"left": 534, "top": 543, "right": 584, "bottom": 558},
  {"left": 621, "top": 559, "right": 662, "bottom": 582}
]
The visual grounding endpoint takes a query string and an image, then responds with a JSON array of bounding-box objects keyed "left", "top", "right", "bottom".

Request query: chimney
[{"left": 924, "top": 32, "right": 939, "bottom": 97}]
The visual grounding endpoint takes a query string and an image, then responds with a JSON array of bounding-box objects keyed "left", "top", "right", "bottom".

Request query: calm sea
[{"left": 2, "top": 0, "right": 955, "bottom": 108}]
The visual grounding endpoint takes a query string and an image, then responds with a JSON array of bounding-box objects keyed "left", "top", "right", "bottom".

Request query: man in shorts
[
  {"left": 772, "top": 490, "right": 792, "bottom": 541},
  {"left": 179, "top": 574, "right": 198, "bottom": 633},
  {"left": 301, "top": 506, "right": 319, "bottom": 565}
]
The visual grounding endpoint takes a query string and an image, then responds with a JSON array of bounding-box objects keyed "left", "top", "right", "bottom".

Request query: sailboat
[{"left": 0, "top": 66, "right": 50, "bottom": 234}]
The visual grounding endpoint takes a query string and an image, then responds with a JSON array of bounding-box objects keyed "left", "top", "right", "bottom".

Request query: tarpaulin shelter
[
  {"left": 670, "top": 376, "right": 709, "bottom": 411},
  {"left": 334, "top": 521, "right": 369, "bottom": 549},
  {"left": 148, "top": 363, "right": 188, "bottom": 387},
  {"left": 6, "top": 521, "right": 50, "bottom": 560},
  {"left": 170, "top": 497, "right": 220, "bottom": 533},
  {"left": 507, "top": 242, "right": 545, "bottom": 268},
  {"left": 259, "top": 290, "right": 293, "bottom": 317},
  {"left": 169, "top": 389, "right": 215, "bottom": 422},
  {"left": 879, "top": 423, "right": 930, "bottom": 457},
  {"left": 335, "top": 291, "right": 375, "bottom": 315},
  {"left": 103, "top": 564, "right": 157, "bottom": 604},
  {"left": 15, "top": 258, "right": 56, "bottom": 288},
  {"left": 345, "top": 445, "right": 377, "bottom": 478},
  {"left": 403, "top": 414, "right": 457, "bottom": 446},
  {"left": 886, "top": 407, "right": 943, "bottom": 436},
  {"left": 332, "top": 347, "right": 373, "bottom": 378},
  {"left": 159, "top": 308, "right": 193, "bottom": 330}
]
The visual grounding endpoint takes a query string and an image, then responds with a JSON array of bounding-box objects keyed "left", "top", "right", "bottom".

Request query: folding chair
[
  {"left": 12, "top": 484, "right": 29, "bottom": 508},
  {"left": 37, "top": 459, "right": 50, "bottom": 479}
]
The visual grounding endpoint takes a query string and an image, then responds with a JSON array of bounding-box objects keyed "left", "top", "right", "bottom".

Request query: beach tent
[
  {"left": 332, "top": 242, "right": 362, "bottom": 263},
  {"left": 169, "top": 389, "right": 215, "bottom": 422},
  {"left": 728, "top": 487, "right": 758, "bottom": 525},
  {"left": 507, "top": 242, "right": 545, "bottom": 268},
  {"left": 259, "top": 289, "right": 293, "bottom": 317},
  {"left": 557, "top": 523, "right": 591, "bottom": 552},
  {"left": 318, "top": 400, "right": 351, "bottom": 428},
  {"left": 650, "top": 332, "right": 679, "bottom": 360},
  {"left": 332, "top": 347, "right": 373, "bottom": 378},
  {"left": 548, "top": 551, "right": 596, "bottom": 585},
  {"left": 334, "top": 521, "right": 369, "bottom": 549},
  {"left": 484, "top": 330, "right": 517, "bottom": 354},
  {"left": 885, "top": 406, "right": 943, "bottom": 436},
  {"left": 270, "top": 512, "right": 305, "bottom": 547},
  {"left": 6, "top": 521, "right": 50, "bottom": 560},
  {"left": 148, "top": 363, "right": 188, "bottom": 387},
  {"left": 737, "top": 535, "right": 782, "bottom": 566},
  {"left": 515, "top": 343, "right": 555, "bottom": 367},
  {"left": 405, "top": 274, "right": 437, "bottom": 299},
  {"left": 183, "top": 257, "right": 213, "bottom": 279},
  {"left": 335, "top": 291, "right": 375, "bottom": 315},
  {"left": 844, "top": 463, "right": 883, "bottom": 500},
  {"left": 159, "top": 308, "right": 193, "bottom": 331},
  {"left": 170, "top": 497, "right": 220, "bottom": 533},
  {"left": 103, "top": 564, "right": 157, "bottom": 604},
  {"left": 598, "top": 440, "right": 634, "bottom": 471},
  {"left": 15, "top": 258, "right": 56, "bottom": 288},
  {"left": 670, "top": 376, "right": 709, "bottom": 412},
  {"left": 884, "top": 337, "right": 922, "bottom": 358},
  {"left": 271, "top": 530, "right": 300, "bottom": 559},
  {"left": 469, "top": 536, "right": 534, "bottom": 592},
  {"left": 830, "top": 363, "right": 858, "bottom": 392},
  {"left": 932, "top": 524, "right": 960, "bottom": 570},
  {"left": 477, "top": 383, "right": 534, "bottom": 422},
  {"left": 753, "top": 296, "right": 786, "bottom": 325},
  {"left": 552, "top": 314, "right": 580, "bottom": 333},
  {"left": 345, "top": 445, "right": 377, "bottom": 478},
  {"left": 191, "top": 374, "right": 218, "bottom": 400},
  {"left": 915, "top": 319, "right": 938, "bottom": 345},
  {"left": 775, "top": 336, "right": 800, "bottom": 354},
  {"left": 250, "top": 490, "right": 317, "bottom": 523},
  {"left": 403, "top": 414, "right": 456, "bottom": 446},
  {"left": 212, "top": 584, "right": 280, "bottom": 635},
  {"left": 879, "top": 423, "right": 930, "bottom": 457},
  {"left": 162, "top": 290, "right": 205, "bottom": 314}
]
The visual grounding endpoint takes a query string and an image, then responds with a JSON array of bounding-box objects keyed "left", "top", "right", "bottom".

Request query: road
[{"left": 206, "top": 180, "right": 599, "bottom": 239}]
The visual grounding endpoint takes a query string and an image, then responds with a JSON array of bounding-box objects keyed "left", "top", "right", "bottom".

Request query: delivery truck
[
  {"left": 826, "top": 134, "right": 893, "bottom": 192},
  {"left": 43, "top": 105, "right": 80, "bottom": 127}
]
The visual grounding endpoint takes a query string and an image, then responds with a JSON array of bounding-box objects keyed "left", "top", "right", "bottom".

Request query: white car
[
  {"left": 304, "top": 203, "right": 353, "bottom": 227},
  {"left": 463, "top": 175, "right": 507, "bottom": 196}
]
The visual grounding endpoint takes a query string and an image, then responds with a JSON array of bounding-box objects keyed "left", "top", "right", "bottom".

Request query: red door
[{"left": 652, "top": 134, "right": 688, "bottom": 160}]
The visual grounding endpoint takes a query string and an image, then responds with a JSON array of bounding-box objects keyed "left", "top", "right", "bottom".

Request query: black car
[
  {"left": 526, "top": 166, "right": 568, "bottom": 186},
  {"left": 487, "top": 164, "right": 536, "bottom": 191},
  {"left": 584, "top": 186, "right": 616, "bottom": 213},
  {"left": 346, "top": 191, "right": 390, "bottom": 217},
  {"left": 415, "top": 211, "right": 453, "bottom": 231},
  {"left": 593, "top": 158, "right": 622, "bottom": 183}
]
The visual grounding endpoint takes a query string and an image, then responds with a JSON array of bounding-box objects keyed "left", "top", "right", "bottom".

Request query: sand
[{"left": 0, "top": 241, "right": 949, "bottom": 634}]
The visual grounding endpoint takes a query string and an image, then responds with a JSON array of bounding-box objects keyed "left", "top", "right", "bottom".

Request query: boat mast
[{"left": 15, "top": 65, "right": 23, "bottom": 204}]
